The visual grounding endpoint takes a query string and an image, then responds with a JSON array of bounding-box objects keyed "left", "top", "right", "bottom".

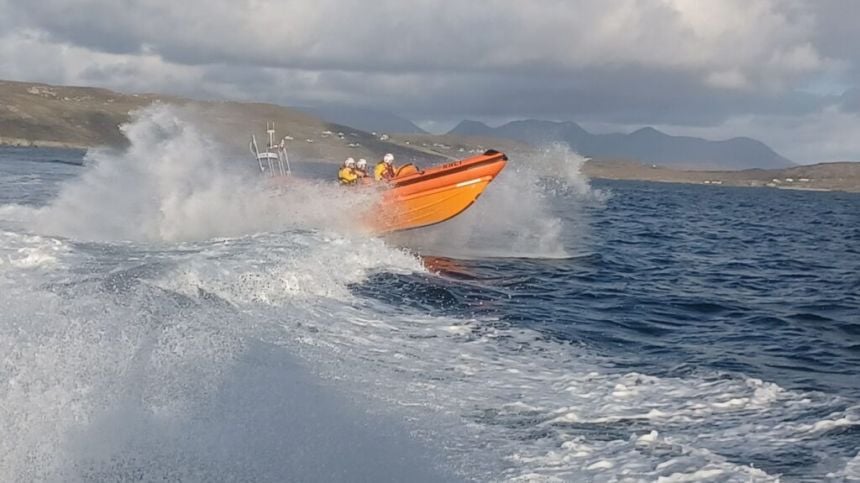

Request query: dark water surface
[
  {"left": 361, "top": 180, "right": 860, "bottom": 480},
  {"left": 373, "top": 180, "right": 860, "bottom": 396}
]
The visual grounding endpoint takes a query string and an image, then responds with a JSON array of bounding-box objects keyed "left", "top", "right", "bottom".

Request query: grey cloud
[
  {"left": 1, "top": 1, "right": 842, "bottom": 100},
  {"left": 1, "top": 0, "right": 859, "bottom": 162},
  {"left": 3, "top": 0, "right": 826, "bottom": 80},
  {"left": 235, "top": 66, "right": 834, "bottom": 127},
  {"left": 811, "top": 0, "right": 860, "bottom": 72},
  {"left": 840, "top": 88, "right": 860, "bottom": 113}
]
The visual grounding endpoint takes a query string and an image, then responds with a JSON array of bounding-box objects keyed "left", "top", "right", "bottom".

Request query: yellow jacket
[
  {"left": 338, "top": 166, "right": 358, "bottom": 184},
  {"left": 374, "top": 162, "right": 395, "bottom": 181}
]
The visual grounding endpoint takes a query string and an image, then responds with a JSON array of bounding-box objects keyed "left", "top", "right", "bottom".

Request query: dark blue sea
[{"left": 1, "top": 108, "right": 858, "bottom": 482}]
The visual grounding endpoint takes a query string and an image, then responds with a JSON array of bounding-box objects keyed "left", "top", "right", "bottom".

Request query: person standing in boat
[
  {"left": 374, "top": 153, "right": 396, "bottom": 181},
  {"left": 338, "top": 158, "right": 359, "bottom": 185},
  {"left": 354, "top": 159, "right": 369, "bottom": 179}
]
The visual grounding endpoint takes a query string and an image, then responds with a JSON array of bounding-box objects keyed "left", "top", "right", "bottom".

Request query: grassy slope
[{"left": 0, "top": 79, "right": 443, "bottom": 164}]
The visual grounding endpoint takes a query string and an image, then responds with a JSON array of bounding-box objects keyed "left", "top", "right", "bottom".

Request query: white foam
[
  {"left": 779, "top": 406, "right": 860, "bottom": 437},
  {"left": 842, "top": 451, "right": 860, "bottom": 480},
  {"left": 388, "top": 144, "right": 603, "bottom": 259},
  {"left": 636, "top": 430, "right": 660, "bottom": 445},
  {"left": 157, "top": 231, "right": 423, "bottom": 304},
  {"left": 0, "top": 272, "right": 244, "bottom": 478},
  {"left": 0, "top": 233, "right": 444, "bottom": 481},
  {"left": 586, "top": 460, "right": 615, "bottom": 470},
  {"left": 3, "top": 223, "right": 856, "bottom": 480},
  {"left": 526, "top": 143, "right": 611, "bottom": 203},
  {"left": 0, "top": 231, "right": 69, "bottom": 269},
  {"left": 211, "top": 280, "right": 853, "bottom": 481},
  {"left": 657, "top": 468, "right": 727, "bottom": 482},
  {"left": 29, "top": 104, "right": 379, "bottom": 243},
  {"left": 0, "top": 203, "right": 35, "bottom": 225}
]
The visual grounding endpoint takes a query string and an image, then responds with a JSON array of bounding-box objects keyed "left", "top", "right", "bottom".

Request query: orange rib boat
[{"left": 366, "top": 150, "right": 508, "bottom": 233}]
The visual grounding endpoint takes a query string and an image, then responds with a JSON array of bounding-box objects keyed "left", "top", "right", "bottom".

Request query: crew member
[
  {"left": 374, "top": 153, "right": 396, "bottom": 181},
  {"left": 355, "top": 158, "right": 369, "bottom": 178},
  {"left": 338, "top": 157, "right": 358, "bottom": 185}
]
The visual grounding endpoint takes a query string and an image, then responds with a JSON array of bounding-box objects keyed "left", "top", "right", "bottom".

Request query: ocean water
[{"left": 1, "top": 106, "right": 859, "bottom": 482}]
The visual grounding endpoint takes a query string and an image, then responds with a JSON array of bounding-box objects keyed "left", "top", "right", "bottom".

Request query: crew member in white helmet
[
  {"left": 374, "top": 153, "right": 396, "bottom": 181},
  {"left": 338, "top": 157, "right": 358, "bottom": 184},
  {"left": 355, "top": 158, "right": 369, "bottom": 178}
]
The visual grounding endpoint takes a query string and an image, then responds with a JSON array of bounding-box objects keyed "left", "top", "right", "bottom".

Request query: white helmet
[
  {"left": 383, "top": 153, "right": 394, "bottom": 164},
  {"left": 344, "top": 157, "right": 355, "bottom": 167},
  {"left": 357, "top": 158, "right": 367, "bottom": 169}
]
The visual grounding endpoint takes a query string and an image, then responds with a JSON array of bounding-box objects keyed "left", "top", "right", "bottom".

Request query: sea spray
[
  {"left": 0, "top": 229, "right": 435, "bottom": 481},
  {"left": 31, "top": 104, "right": 378, "bottom": 242},
  {"left": 527, "top": 142, "right": 612, "bottom": 203},
  {"left": 389, "top": 143, "right": 601, "bottom": 258}
]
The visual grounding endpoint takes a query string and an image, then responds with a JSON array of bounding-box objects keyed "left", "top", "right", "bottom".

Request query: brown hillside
[{"left": 0, "top": 79, "right": 443, "bottom": 164}]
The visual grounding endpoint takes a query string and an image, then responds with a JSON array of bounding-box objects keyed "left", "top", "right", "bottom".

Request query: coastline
[
  {"left": 0, "top": 137, "right": 91, "bottom": 150},
  {"left": 587, "top": 175, "right": 858, "bottom": 194},
  {"left": 2, "top": 79, "right": 857, "bottom": 193},
  {"left": 580, "top": 159, "right": 860, "bottom": 193},
  {"left": 4, "top": 142, "right": 859, "bottom": 194}
]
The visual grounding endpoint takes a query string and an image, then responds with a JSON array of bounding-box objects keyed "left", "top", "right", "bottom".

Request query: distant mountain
[
  {"left": 296, "top": 105, "right": 426, "bottom": 134},
  {"left": 449, "top": 120, "right": 793, "bottom": 170}
]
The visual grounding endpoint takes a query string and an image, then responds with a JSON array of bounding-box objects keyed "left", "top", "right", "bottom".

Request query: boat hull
[{"left": 366, "top": 150, "right": 507, "bottom": 233}]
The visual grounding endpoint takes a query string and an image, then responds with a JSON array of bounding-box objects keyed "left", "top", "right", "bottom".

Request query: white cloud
[
  {"left": 0, "top": 29, "right": 205, "bottom": 94},
  {"left": 0, "top": 0, "right": 858, "bottom": 162},
  {"left": 706, "top": 70, "right": 750, "bottom": 89},
  {"left": 2, "top": 0, "right": 828, "bottom": 87}
]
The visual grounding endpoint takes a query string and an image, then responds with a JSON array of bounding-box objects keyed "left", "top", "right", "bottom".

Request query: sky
[{"left": 1, "top": 0, "right": 858, "bottom": 163}]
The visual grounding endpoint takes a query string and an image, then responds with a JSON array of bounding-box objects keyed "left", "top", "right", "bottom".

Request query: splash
[
  {"left": 390, "top": 143, "right": 603, "bottom": 258},
  {"left": 0, "top": 227, "right": 435, "bottom": 481},
  {"left": 30, "top": 104, "right": 377, "bottom": 242},
  {"left": 0, "top": 231, "right": 69, "bottom": 269},
  {"left": 527, "top": 143, "right": 611, "bottom": 202}
]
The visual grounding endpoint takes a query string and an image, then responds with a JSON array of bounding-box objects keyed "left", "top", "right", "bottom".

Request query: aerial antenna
[
  {"left": 250, "top": 122, "right": 291, "bottom": 177},
  {"left": 267, "top": 122, "right": 276, "bottom": 150}
]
